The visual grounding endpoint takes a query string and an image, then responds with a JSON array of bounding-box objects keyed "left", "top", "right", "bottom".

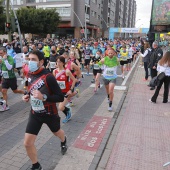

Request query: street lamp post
[
  {"left": 84, "top": 5, "right": 87, "bottom": 41},
  {"left": 6, "top": 0, "right": 11, "bottom": 41},
  {"left": 10, "top": 0, "right": 23, "bottom": 52},
  {"left": 71, "top": 8, "right": 86, "bottom": 40},
  {"left": 135, "top": 19, "right": 141, "bottom": 28}
]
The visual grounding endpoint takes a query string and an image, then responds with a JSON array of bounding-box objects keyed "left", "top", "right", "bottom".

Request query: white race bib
[
  {"left": 30, "top": 96, "right": 45, "bottom": 112},
  {"left": 93, "top": 64, "right": 100, "bottom": 70},
  {"left": 50, "top": 62, "right": 56, "bottom": 68},
  {"left": 106, "top": 68, "right": 115, "bottom": 76},
  {"left": 2, "top": 71, "right": 9, "bottom": 79},
  {"left": 57, "top": 81, "right": 66, "bottom": 89},
  {"left": 85, "top": 55, "right": 90, "bottom": 59}
]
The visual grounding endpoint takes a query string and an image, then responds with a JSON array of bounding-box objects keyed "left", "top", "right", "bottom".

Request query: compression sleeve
[
  {"left": 4, "top": 60, "right": 13, "bottom": 70},
  {"left": 46, "top": 74, "right": 64, "bottom": 103}
]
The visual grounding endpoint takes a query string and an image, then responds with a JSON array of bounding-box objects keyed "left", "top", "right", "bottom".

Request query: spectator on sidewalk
[
  {"left": 139, "top": 42, "right": 152, "bottom": 81},
  {"left": 150, "top": 51, "right": 170, "bottom": 103},
  {"left": 148, "top": 41, "right": 163, "bottom": 90}
]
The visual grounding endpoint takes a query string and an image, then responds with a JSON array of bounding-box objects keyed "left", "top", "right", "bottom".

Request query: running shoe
[
  {"left": 30, "top": 164, "right": 43, "bottom": 170},
  {"left": 94, "top": 89, "right": 97, "bottom": 93},
  {"left": 91, "top": 79, "right": 95, "bottom": 83},
  {"left": 62, "top": 108, "right": 72, "bottom": 123},
  {"left": 75, "top": 80, "right": 82, "bottom": 87},
  {"left": 108, "top": 106, "right": 113, "bottom": 112},
  {"left": 75, "top": 89, "right": 80, "bottom": 98},
  {"left": 122, "top": 75, "right": 125, "bottom": 79},
  {"left": 149, "top": 99, "right": 156, "bottom": 103},
  {"left": 61, "top": 136, "right": 68, "bottom": 155},
  {"left": 86, "top": 72, "right": 90, "bottom": 76},
  {"left": 0, "top": 101, "right": 9, "bottom": 112},
  {"left": 98, "top": 83, "right": 101, "bottom": 88}
]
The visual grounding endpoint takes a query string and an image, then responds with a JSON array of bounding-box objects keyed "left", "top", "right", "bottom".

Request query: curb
[{"left": 89, "top": 59, "right": 139, "bottom": 170}]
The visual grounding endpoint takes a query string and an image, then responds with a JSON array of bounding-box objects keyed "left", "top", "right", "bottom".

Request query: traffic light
[
  {"left": 5, "top": 22, "right": 11, "bottom": 32},
  {"left": 6, "top": 23, "right": 10, "bottom": 28}
]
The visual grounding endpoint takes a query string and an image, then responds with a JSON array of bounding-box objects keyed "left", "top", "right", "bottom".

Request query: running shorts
[
  {"left": 103, "top": 78, "right": 116, "bottom": 85},
  {"left": 26, "top": 113, "right": 61, "bottom": 135},
  {"left": 2, "top": 77, "right": 18, "bottom": 90},
  {"left": 120, "top": 60, "right": 128, "bottom": 66},
  {"left": 84, "top": 59, "right": 91, "bottom": 66},
  {"left": 93, "top": 69, "right": 102, "bottom": 76}
]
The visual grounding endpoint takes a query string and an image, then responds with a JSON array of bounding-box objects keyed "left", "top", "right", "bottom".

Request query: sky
[{"left": 135, "top": 0, "right": 153, "bottom": 28}]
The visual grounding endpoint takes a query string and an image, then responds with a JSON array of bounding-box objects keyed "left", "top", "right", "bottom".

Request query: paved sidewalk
[{"left": 103, "top": 65, "right": 170, "bottom": 170}]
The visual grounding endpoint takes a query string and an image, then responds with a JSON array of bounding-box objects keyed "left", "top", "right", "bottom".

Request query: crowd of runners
[{"left": 0, "top": 36, "right": 170, "bottom": 170}]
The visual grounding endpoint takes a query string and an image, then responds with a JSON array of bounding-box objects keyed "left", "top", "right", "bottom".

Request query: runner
[
  {"left": 98, "top": 49, "right": 119, "bottom": 111},
  {"left": 127, "top": 44, "right": 134, "bottom": 71},
  {"left": 23, "top": 50, "right": 67, "bottom": 170},
  {"left": 53, "top": 56, "right": 77, "bottom": 123},
  {"left": 84, "top": 44, "right": 92, "bottom": 75},
  {"left": 0, "top": 47, "right": 24, "bottom": 111},
  {"left": 119, "top": 45, "right": 128, "bottom": 79},
  {"left": 46, "top": 45, "right": 59, "bottom": 72},
  {"left": 91, "top": 50, "right": 102, "bottom": 93},
  {"left": 63, "top": 52, "right": 81, "bottom": 106}
]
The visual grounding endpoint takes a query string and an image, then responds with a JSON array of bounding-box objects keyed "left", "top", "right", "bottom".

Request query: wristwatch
[{"left": 42, "top": 94, "right": 47, "bottom": 101}]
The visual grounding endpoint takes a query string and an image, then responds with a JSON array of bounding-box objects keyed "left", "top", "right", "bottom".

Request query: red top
[
  {"left": 22, "top": 64, "right": 29, "bottom": 78},
  {"left": 54, "top": 69, "right": 70, "bottom": 93}
]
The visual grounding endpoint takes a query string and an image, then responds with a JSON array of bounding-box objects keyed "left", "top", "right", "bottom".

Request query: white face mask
[
  {"left": 65, "top": 58, "right": 68, "bottom": 63},
  {"left": 0, "top": 56, "right": 2, "bottom": 60}
]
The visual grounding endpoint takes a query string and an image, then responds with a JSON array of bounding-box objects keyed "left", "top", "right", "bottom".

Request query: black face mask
[
  {"left": 24, "top": 52, "right": 28, "bottom": 54},
  {"left": 51, "top": 50, "right": 56, "bottom": 54}
]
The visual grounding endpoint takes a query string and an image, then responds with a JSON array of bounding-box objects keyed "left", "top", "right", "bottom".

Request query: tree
[
  {"left": 16, "top": 7, "right": 60, "bottom": 34},
  {"left": 0, "top": 0, "right": 6, "bottom": 34}
]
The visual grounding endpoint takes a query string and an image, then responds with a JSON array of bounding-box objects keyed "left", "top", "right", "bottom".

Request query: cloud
[{"left": 135, "top": 0, "right": 153, "bottom": 28}]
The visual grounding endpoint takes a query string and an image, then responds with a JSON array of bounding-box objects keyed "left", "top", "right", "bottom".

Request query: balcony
[
  {"left": 56, "top": 7, "right": 71, "bottom": 17},
  {"left": 85, "top": 0, "right": 90, "bottom": 6},
  {"left": 26, "top": 0, "right": 35, "bottom": 3}
]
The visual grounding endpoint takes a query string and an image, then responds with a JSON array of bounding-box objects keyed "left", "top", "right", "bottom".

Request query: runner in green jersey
[
  {"left": 98, "top": 49, "right": 119, "bottom": 111},
  {"left": 0, "top": 47, "right": 24, "bottom": 111}
]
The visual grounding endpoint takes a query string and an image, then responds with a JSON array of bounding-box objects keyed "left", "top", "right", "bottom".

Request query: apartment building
[{"left": 8, "top": 0, "right": 136, "bottom": 38}]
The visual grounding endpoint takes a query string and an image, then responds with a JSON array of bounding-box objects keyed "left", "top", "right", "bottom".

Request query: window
[{"left": 56, "top": 7, "right": 71, "bottom": 17}]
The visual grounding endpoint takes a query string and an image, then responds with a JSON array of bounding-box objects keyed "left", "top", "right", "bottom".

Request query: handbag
[{"left": 156, "top": 72, "right": 166, "bottom": 86}]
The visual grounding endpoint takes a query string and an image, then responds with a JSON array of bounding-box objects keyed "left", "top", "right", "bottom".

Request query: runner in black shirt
[{"left": 22, "top": 50, "right": 67, "bottom": 170}]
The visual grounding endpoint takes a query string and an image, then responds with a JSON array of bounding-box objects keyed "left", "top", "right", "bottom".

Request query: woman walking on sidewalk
[{"left": 150, "top": 51, "right": 170, "bottom": 103}]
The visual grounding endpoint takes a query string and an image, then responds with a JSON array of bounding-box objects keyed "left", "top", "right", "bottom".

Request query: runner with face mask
[{"left": 23, "top": 50, "right": 67, "bottom": 170}]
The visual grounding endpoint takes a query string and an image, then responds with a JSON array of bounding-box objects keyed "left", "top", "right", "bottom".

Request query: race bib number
[
  {"left": 30, "top": 96, "right": 45, "bottom": 111},
  {"left": 85, "top": 55, "right": 90, "bottom": 59},
  {"left": 106, "top": 69, "right": 114, "bottom": 76},
  {"left": 93, "top": 64, "right": 100, "bottom": 70},
  {"left": 50, "top": 62, "right": 56, "bottom": 68},
  {"left": 2, "top": 71, "right": 9, "bottom": 79},
  {"left": 57, "top": 81, "right": 66, "bottom": 89}
]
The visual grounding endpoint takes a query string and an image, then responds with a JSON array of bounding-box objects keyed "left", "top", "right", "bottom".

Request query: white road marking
[
  {"left": 114, "top": 86, "right": 127, "bottom": 91},
  {"left": 121, "top": 56, "right": 140, "bottom": 86},
  {"left": 89, "top": 84, "right": 103, "bottom": 88}
]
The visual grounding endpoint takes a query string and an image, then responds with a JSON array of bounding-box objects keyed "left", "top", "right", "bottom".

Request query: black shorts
[
  {"left": 93, "top": 69, "right": 102, "bottom": 76},
  {"left": 127, "top": 59, "right": 132, "bottom": 63},
  {"left": 2, "top": 77, "right": 17, "bottom": 90},
  {"left": 26, "top": 113, "right": 61, "bottom": 135},
  {"left": 84, "top": 59, "right": 91, "bottom": 66},
  {"left": 120, "top": 60, "right": 128, "bottom": 66}
]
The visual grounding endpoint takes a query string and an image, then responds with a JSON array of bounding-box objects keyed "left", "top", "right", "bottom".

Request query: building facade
[{"left": 8, "top": 0, "right": 136, "bottom": 38}]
